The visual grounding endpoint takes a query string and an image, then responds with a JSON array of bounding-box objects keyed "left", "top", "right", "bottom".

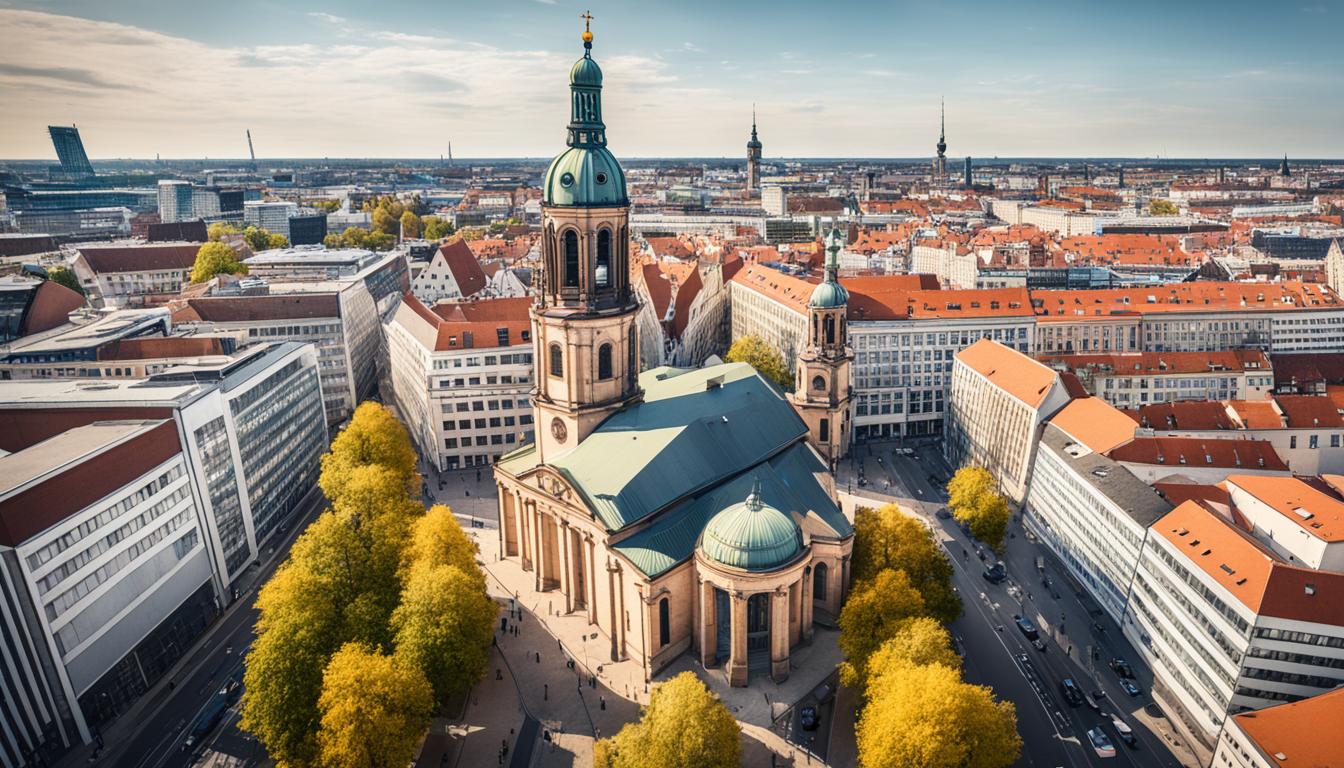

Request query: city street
[
  {"left": 96, "top": 490, "right": 327, "bottom": 768},
  {"left": 840, "top": 441, "right": 1197, "bottom": 768}
]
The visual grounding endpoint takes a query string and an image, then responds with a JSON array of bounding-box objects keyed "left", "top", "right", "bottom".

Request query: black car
[
  {"left": 982, "top": 563, "right": 1007, "bottom": 584},
  {"left": 1060, "top": 678, "right": 1084, "bottom": 707},
  {"left": 799, "top": 705, "right": 819, "bottom": 731},
  {"left": 935, "top": 507, "right": 952, "bottom": 520},
  {"left": 1014, "top": 616, "right": 1039, "bottom": 640},
  {"left": 1109, "top": 658, "right": 1134, "bottom": 679}
]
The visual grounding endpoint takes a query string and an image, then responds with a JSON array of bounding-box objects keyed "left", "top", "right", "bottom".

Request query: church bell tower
[
  {"left": 746, "top": 107, "right": 762, "bottom": 191},
  {"left": 790, "top": 227, "right": 853, "bottom": 466},
  {"left": 532, "top": 15, "right": 641, "bottom": 464}
]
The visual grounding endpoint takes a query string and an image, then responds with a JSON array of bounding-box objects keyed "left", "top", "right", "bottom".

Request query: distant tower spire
[
  {"left": 448, "top": 141, "right": 453, "bottom": 167},
  {"left": 932, "top": 98, "right": 948, "bottom": 184},
  {"left": 746, "top": 103, "right": 762, "bottom": 191},
  {"left": 1280, "top": 154, "right": 1291, "bottom": 177}
]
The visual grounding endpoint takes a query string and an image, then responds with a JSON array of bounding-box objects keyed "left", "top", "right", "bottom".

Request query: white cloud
[
  {"left": 682, "top": 42, "right": 703, "bottom": 53},
  {"left": 307, "top": 12, "right": 347, "bottom": 24}
]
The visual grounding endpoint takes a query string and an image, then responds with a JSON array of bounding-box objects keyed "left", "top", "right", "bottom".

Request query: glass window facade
[{"left": 193, "top": 416, "right": 250, "bottom": 576}]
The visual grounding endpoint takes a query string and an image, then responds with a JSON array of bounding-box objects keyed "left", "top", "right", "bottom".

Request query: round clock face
[{"left": 551, "top": 417, "right": 568, "bottom": 443}]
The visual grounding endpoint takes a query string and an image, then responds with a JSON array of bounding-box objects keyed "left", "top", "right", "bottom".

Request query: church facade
[{"left": 493, "top": 26, "right": 853, "bottom": 688}]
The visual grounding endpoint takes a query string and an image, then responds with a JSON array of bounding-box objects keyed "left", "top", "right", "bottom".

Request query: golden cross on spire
[{"left": 580, "top": 10, "right": 594, "bottom": 45}]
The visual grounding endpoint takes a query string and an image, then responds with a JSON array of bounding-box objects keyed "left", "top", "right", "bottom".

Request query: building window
[
  {"left": 658, "top": 597, "right": 670, "bottom": 647},
  {"left": 819, "top": 417, "right": 830, "bottom": 442},
  {"left": 812, "top": 375, "right": 825, "bottom": 391},
  {"left": 549, "top": 344, "right": 563, "bottom": 378},
  {"left": 598, "top": 343, "right": 613, "bottom": 380},
  {"left": 814, "top": 562, "right": 828, "bottom": 602},
  {"left": 563, "top": 230, "right": 579, "bottom": 287},
  {"left": 596, "top": 229, "right": 612, "bottom": 287}
]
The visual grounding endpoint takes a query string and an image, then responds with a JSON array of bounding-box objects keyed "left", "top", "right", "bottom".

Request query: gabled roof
[
  {"left": 1048, "top": 397, "right": 1136, "bottom": 454},
  {"left": 1108, "top": 436, "right": 1287, "bottom": 471},
  {"left": 77, "top": 243, "right": 200, "bottom": 274},
  {"left": 537, "top": 362, "right": 812, "bottom": 533},
  {"left": 641, "top": 263, "right": 673, "bottom": 318},
  {"left": 1274, "top": 394, "right": 1344, "bottom": 428},
  {"left": 670, "top": 266, "right": 703, "bottom": 339},
  {"left": 174, "top": 294, "right": 341, "bottom": 322},
  {"left": 437, "top": 239, "right": 487, "bottom": 298},
  {"left": 1232, "top": 687, "right": 1344, "bottom": 768},
  {"left": 1225, "top": 474, "right": 1344, "bottom": 543},
  {"left": 955, "top": 338, "right": 1059, "bottom": 409},
  {"left": 1125, "top": 401, "right": 1240, "bottom": 431},
  {"left": 1227, "top": 400, "right": 1284, "bottom": 430},
  {"left": 394, "top": 293, "right": 530, "bottom": 352}
]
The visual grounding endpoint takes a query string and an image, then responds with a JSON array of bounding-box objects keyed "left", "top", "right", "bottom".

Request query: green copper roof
[
  {"left": 570, "top": 56, "right": 602, "bottom": 87},
  {"left": 809, "top": 280, "right": 849, "bottom": 309},
  {"left": 612, "top": 442, "right": 851, "bottom": 578},
  {"left": 700, "top": 480, "right": 803, "bottom": 571},
  {"left": 543, "top": 146, "right": 628, "bottom": 207}
]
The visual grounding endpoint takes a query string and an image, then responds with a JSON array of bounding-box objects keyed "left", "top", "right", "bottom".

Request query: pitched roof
[
  {"left": 1125, "top": 402, "right": 1240, "bottom": 431},
  {"left": 955, "top": 338, "right": 1060, "bottom": 409},
  {"left": 1031, "top": 282, "right": 1343, "bottom": 318},
  {"left": 1272, "top": 352, "right": 1344, "bottom": 391},
  {"left": 641, "top": 263, "right": 674, "bottom": 318},
  {"left": 97, "top": 337, "right": 230, "bottom": 360},
  {"left": 1231, "top": 687, "right": 1344, "bottom": 768},
  {"left": 1274, "top": 394, "right": 1344, "bottom": 428},
  {"left": 1048, "top": 397, "right": 1136, "bottom": 453},
  {"left": 22, "top": 281, "right": 85, "bottom": 336},
  {"left": 396, "top": 292, "right": 530, "bottom": 352},
  {"left": 670, "top": 266, "right": 703, "bottom": 339},
  {"left": 174, "top": 294, "right": 341, "bottom": 323},
  {"left": 1227, "top": 400, "right": 1285, "bottom": 430},
  {"left": 437, "top": 239, "right": 487, "bottom": 298},
  {"left": 1225, "top": 474, "right": 1344, "bottom": 543},
  {"left": 77, "top": 243, "right": 200, "bottom": 274},
  {"left": 1043, "top": 349, "right": 1271, "bottom": 376},
  {"left": 1108, "top": 436, "right": 1288, "bottom": 471}
]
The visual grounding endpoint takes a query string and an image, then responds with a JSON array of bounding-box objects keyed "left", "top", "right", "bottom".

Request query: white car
[{"left": 1087, "top": 727, "right": 1116, "bottom": 758}]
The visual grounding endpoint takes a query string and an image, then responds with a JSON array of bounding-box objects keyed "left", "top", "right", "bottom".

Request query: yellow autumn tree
[
  {"left": 857, "top": 662, "right": 1020, "bottom": 768},
  {"left": 400, "top": 504, "right": 480, "bottom": 581},
  {"left": 319, "top": 401, "right": 419, "bottom": 504},
  {"left": 725, "top": 334, "right": 793, "bottom": 392},
  {"left": 317, "top": 644, "right": 433, "bottom": 768},
  {"left": 593, "top": 672, "right": 740, "bottom": 768},
  {"left": 867, "top": 616, "right": 961, "bottom": 673},
  {"left": 391, "top": 564, "right": 497, "bottom": 699},
  {"left": 852, "top": 505, "right": 961, "bottom": 623},
  {"left": 947, "top": 466, "right": 1011, "bottom": 551},
  {"left": 838, "top": 568, "right": 926, "bottom": 688},
  {"left": 190, "top": 241, "right": 248, "bottom": 283}
]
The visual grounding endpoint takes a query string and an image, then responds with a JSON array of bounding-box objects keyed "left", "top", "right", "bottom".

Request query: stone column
[
  {"left": 771, "top": 590, "right": 790, "bottom": 684},
  {"left": 533, "top": 510, "right": 547, "bottom": 592},
  {"left": 801, "top": 567, "right": 815, "bottom": 644},
  {"left": 607, "top": 560, "right": 620, "bottom": 661},
  {"left": 519, "top": 496, "right": 532, "bottom": 570},
  {"left": 496, "top": 482, "right": 508, "bottom": 557},
  {"left": 559, "top": 521, "right": 572, "bottom": 612},
  {"left": 586, "top": 537, "right": 598, "bottom": 625},
  {"left": 615, "top": 565, "right": 627, "bottom": 661},
  {"left": 728, "top": 592, "right": 748, "bottom": 687},
  {"left": 698, "top": 579, "right": 715, "bottom": 668}
]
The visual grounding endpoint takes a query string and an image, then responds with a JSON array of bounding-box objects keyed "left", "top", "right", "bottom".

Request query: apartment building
[
  {"left": 385, "top": 294, "right": 535, "bottom": 471},
  {"left": 156, "top": 180, "right": 193, "bottom": 223},
  {"left": 0, "top": 342, "right": 325, "bottom": 757},
  {"left": 1123, "top": 497, "right": 1344, "bottom": 751},
  {"left": 633, "top": 257, "right": 738, "bottom": 369},
  {"left": 1213, "top": 686, "right": 1344, "bottom": 768},
  {"left": 69, "top": 243, "right": 202, "bottom": 308},
  {"left": 1042, "top": 349, "right": 1275, "bottom": 407},
  {"left": 1024, "top": 399, "right": 1167, "bottom": 623},
  {"left": 945, "top": 338, "right": 1071, "bottom": 504},
  {"left": 409, "top": 238, "right": 488, "bottom": 305},
  {"left": 910, "top": 240, "right": 979, "bottom": 290},
  {"left": 1107, "top": 436, "right": 1289, "bottom": 485}
]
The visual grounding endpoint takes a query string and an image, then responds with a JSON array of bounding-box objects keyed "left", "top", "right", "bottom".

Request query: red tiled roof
[
  {"left": 398, "top": 293, "right": 530, "bottom": 352},
  {"left": 1108, "top": 436, "right": 1287, "bottom": 471},
  {"left": 1031, "top": 282, "right": 1343, "bottom": 318},
  {"left": 438, "top": 239, "right": 487, "bottom": 298},
  {"left": 1153, "top": 482, "right": 1231, "bottom": 510},
  {"left": 1273, "top": 394, "right": 1344, "bottom": 428},
  {"left": 174, "top": 294, "right": 340, "bottom": 323},
  {"left": 21, "top": 281, "right": 85, "bottom": 336},
  {"left": 1231, "top": 687, "right": 1344, "bottom": 768},
  {"left": 641, "top": 263, "right": 674, "bottom": 318},
  {"left": 1042, "top": 349, "right": 1271, "bottom": 376},
  {"left": 1124, "top": 402, "right": 1240, "bottom": 431},
  {"left": 78, "top": 244, "right": 200, "bottom": 274},
  {"left": 670, "top": 266, "right": 703, "bottom": 340},
  {"left": 1227, "top": 400, "right": 1284, "bottom": 430},
  {"left": 1226, "top": 474, "right": 1344, "bottom": 543},
  {"left": 955, "top": 338, "right": 1059, "bottom": 409},
  {"left": 97, "top": 337, "right": 230, "bottom": 360}
]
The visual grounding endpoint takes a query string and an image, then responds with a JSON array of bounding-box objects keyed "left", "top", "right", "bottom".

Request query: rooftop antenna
[{"left": 246, "top": 129, "right": 257, "bottom": 170}]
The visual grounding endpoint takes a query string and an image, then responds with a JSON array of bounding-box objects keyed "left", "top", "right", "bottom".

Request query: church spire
[
  {"left": 936, "top": 98, "right": 947, "bottom": 157},
  {"left": 567, "top": 11, "right": 606, "bottom": 149}
]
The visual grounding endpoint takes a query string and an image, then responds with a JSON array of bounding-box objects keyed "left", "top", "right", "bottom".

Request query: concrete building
[
  {"left": 156, "top": 181, "right": 194, "bottom": 224},
  {"left": 384, "top": 294, "right": 535, "bottom": 471},
  {"left": 911, "top": 239, "right": 979, "bottom": 290},
  {"left": 69, "top": 243, "right": 201, "bottom": 308},
  {"left": 1042, "top": 350, "right": 1275, "bottom": 407},
  {"left": 0, "top": 275, "right": 86, "bottom": 345},
  {"left": 242, "top": 246, "right": 383, "bottom": 282},
  {"left": 243, "top": 201, "right": 298, "bottom": 239},
  {"left": 945, "top": 338, "right": 1071, "bottom": 504},
  {"left": 1, "top": 307, "right": 172, "bottom": 376},
  {"left": 1213, "top": 686, "right": 1344, "bottom": 768}
]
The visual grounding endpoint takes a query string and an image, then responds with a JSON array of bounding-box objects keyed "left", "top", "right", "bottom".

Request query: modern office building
[
  {"left": 47, "top": 125, "right": 96, "bottom": 178},
  {"left": 0, "top": 275, "right": 86, "bottom": 345},
  {"left": 156, "top": 181, "right": 194, "bottom": 224},
  {"left": 12, "top": 207, "right": 132, "bottom": 238},
  {"left": 287, "top": 213, "right": 328, "bottom": 246},
  {"left": 945, "top": 338, "right": 1071, "bottom": 504},
  {"left": 384, "top": 294, "right": 535, "bottom": 471},
  {"left": 243, "top": 201, "right": 298, "bottom": 239},
  {"left": 1, "top": 307, "right": 172, "bottom": 371}
]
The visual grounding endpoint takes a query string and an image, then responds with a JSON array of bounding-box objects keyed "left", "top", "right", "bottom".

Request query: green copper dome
[
  {"left": 809, "top": 280, "right": 849, "bottom": 309},
  {"left": 700, "top": 481, "right": 803, "bottom": 572},
  {"left": 543, "top": 36, "right": 628, "bottom": 207}
]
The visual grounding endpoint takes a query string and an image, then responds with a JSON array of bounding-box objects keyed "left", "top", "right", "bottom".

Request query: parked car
[
  {"left": 1108, "top": 713, "right": 1138, "bottom": 748},
  {"left": 1109, "top": 658, "right": 1134, "bottom": 679},
  {"left": 1120, "top": 679, "right": 1142, "bottom": 697},
  {"left": 1087, "top": 727, "right": 1117, "bottom": 759},
  {"left": 935, "top": 507, "right": 952, "bottom": 520},
  {"left": 1032, "top": 638, "right": 1047, "bottom": 652},
  {"left": 982, "top": 563, "right": 1007, "bottom": 584},
  {"left": 1014, "top": 616, "right": 1040, "bottom": 640},
  {"left": 799, "top": 705, "right": 819, "bottom": 731},
  {"left": 1060, "top": 678, "right": 1084, "bottom": 707}
]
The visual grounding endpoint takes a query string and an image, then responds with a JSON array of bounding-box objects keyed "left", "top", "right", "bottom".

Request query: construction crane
[{"left": 246, "top": 130, "right": 257, "bottom": 170}]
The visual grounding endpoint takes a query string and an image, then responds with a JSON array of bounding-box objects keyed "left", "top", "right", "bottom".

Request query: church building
[{"left": 493, "top": 23, "right": 854, "bottom": 688}]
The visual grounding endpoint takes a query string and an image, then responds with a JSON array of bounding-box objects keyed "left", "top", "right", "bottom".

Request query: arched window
[
  {"left": 549, "top": 343, "right": 563, "bottom": 378},
  {"left": 596, "top": 229, "right": 612, "bottom": 288},
  {"left": 598, "top": 343, "right": 613, "bottom": 380},
  {"left": 824, "top": 315, "right": 836, "bottom": 345},
  {"left": 658, "top": 597, "right": 670, "bottom": 647},
  {"left": 563, "top": 230, "right": 579, "bottom": 287},
  {"left": 813, "top": 562, "right": 828, "bottom": 602},
  {"left": 812, "top": 375, "right": 826, "bottom": 391}
]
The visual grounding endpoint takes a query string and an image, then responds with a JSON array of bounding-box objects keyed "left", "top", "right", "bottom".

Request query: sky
[{"left": 1, "top": 0, "right": 1342, "bottom": 160}]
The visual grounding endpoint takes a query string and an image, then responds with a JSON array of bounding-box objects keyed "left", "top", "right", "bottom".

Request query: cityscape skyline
[{"left": 2, "top": 1, "right": 1343, "bottom": 160}]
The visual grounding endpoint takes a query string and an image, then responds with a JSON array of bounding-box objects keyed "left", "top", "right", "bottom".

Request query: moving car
[
  {"left": 1108, "top": 713, "right": 1138, "bottom": 748},
  {"left": 1120, "top": 679, "right": 1142, "bottom": 697},
  {"left": 935, "top": 507, "right": 952, "bottom": 520},
  {"left": 1087, "top": 727, "right": 1116, "bottom": 758},
  {"left": 1014, "top": 616, "right": 1039, "bottom": 640},
  {"left": 982, "top": 562, "right": 1007, "bottom": 584},
  {"left": 1060, "top": 678, "right": 1084, "bottom": 707},
  {"left": 1031, "top": 638, "right": 1047, "bottom": 652},
  {"left": 1084, "top": 691, "right": 1102, "bottom": 712},
  {"left": 182, "top": 695, "right": 229, "bottom": 751},
  {"left": 799, "top": 705, "right": 819, "bottom": 731},
  {"left": 1109, "top": 658, "right": 1134, "bottom": 679}
]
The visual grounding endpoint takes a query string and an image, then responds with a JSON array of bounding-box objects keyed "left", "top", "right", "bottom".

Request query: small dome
[
  {"left": 809, "top": 280, "right": 849, "bottom": 309},
  {"left": 543, "top": 145, "right": 628, "bottom": 207},
  {"left": 570, "top": 55, "right": 603, "bottom": 88},
  {"left": 700, "top": 482, "right": 803, "bottom": 571}
]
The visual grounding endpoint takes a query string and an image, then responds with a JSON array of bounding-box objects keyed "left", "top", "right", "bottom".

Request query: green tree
[
  {"left": 392, "top": 564, "right": 497, "bottom": 699},
  {"left": 966, "top": 493, "right": 1010, "bottom": 552},
  {"left": 421, "top": 215, "right": 453, "bottom": 240},
  {"left": 592, "top": 672, "right": 740, "bottom": 768},
  {"left": 852, "top": 505, "right": 960, "bottom": 623},
  {"left": 45, "top": 266, "right": 84, "bottom": 295},
  {"left": 867, "top": 616, "right": 961, "bottom": 673},
  {"left": 190, "top": 241, "right": 248, "bottom": 284},
  {"left": 242, "top": 225, "right": 286, "bottom": 252},
  {"left": 838, "top": 569, "right": 926, "bottom": 688},
  {"left": 207, "top": 221, "right": 241, "bottom": 242},
  {"left": 317, "top": 644, "right": 433, "bottom": 768},
  {"left": 399, "top": 210, "right": 420, "bottom": 239},
  {"left": 1149, "top": 199, "right": 1179, "bottom": 216},
  {"left": 372, "top": 207, "right": 398, "bottom": 236},
  {"left": 725, "top": 335, "right": 793, "bottom": 391},
  {"left": 319, "top": 401, "right": 419, "bottom": 505},
  {"left": 267, "top": 232, "right": 290, "bottom": 249},
  {"left": 858, "top": 662, "right": 1020, "bottom": 768}
]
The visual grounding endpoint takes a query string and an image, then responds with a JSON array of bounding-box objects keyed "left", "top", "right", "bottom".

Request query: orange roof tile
[
  {"left": 1232, "top": 687, "right": 1344, "bottom": 768},
  {"left": 1030, "top": 282, "right": 1344, "bottom": 318},
  {"left": 1227, "top": 400, "right": 1284, "bottom": 430},
  {"left": 1042, "top": 349, "right": 1271, "bottom": 376},
  {"left": 1048, "top": 397, "right": 1136, "bottom": 453},
  {"left": 1108, "top": 436, "right": 1287, "bottom": 471},
  {"left": 955, "top": 338, "right": 1059, "bottom": 409},
  {"left": 1154, "top": 501, "right": 1277, "bottom": 612},
  {"left": 1226, "top": 474, "right": 1344, "bottom": 543}
]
